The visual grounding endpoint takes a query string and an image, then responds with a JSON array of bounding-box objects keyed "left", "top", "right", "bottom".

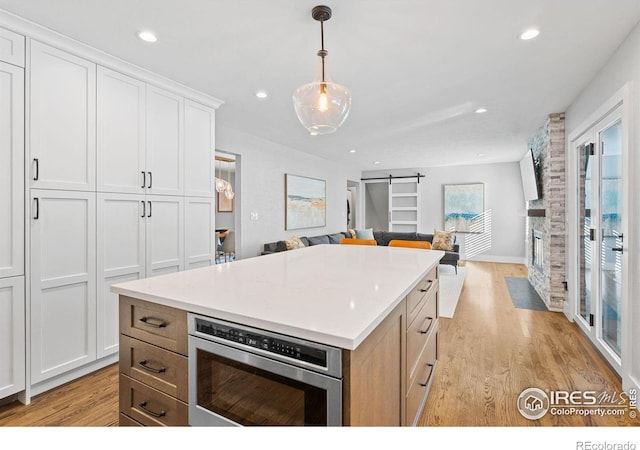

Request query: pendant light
[
  {"left": 215, "top": 159, "right": 227, "bottom": 193},
  {"left": 224, "top": 160, "right": 235, "bottom": 200},
  {"left": 292, "top": 5, "right": 351, "bottom": 136}
]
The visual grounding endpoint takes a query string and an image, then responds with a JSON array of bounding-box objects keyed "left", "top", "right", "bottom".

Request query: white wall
[
  {"left": 216, "top": 125, "right": 361, "bottom": 259},
  {"left": 362, "top": 162, "right": 526, "bottom": 263},
  {"left": 565, "top": 20, "right": 640, "bottom": 395}
]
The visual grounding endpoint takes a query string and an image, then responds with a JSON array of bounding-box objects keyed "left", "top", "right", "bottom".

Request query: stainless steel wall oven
[{"left": 188, "top": 313, "right": 342, "bottom": 426}]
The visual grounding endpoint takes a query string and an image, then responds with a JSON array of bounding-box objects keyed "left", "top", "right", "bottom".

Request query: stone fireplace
[{"left": 525, "top": 113, "right": 566, "bottom": 311}]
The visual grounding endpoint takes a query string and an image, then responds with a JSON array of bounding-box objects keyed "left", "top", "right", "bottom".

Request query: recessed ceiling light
[
  {"left": 137, "top": 30, "right": 157, "bottom": 43},
  {"left": 255, "top": 90, "right": 268, "bottom": 99},
  {"left": 373, "top": 161, "right": 381, "bottom": 165},
  {"left": 520, "top": 28, "right": 540, "bottom": 40},
  {"left": 477, "top": 153, "right": 485, "bottom": 157},
  {"left": 475, "top": 108, "right": 488, "bottom": 114},
  {"left": 349, "top": 149, "right": 356, "bottom": 153}
]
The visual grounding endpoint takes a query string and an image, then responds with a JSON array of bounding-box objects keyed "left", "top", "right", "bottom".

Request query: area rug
[
  {"left": 505, "top": 277, "right": 548, "bottom": 311},
  {"left": 439, "top": 265, "right": 467, "bottom": 318}
]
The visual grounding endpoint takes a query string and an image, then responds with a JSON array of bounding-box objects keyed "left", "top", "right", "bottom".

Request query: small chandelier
[
  {"left": 215, "top": 159, "right": 227, "bottom": 193},
  {"left": 292, "top": 5, "right": 351, "bottom": 136},
  {"left": 224, "top": 160, "right": 235, "bottom": 200}
]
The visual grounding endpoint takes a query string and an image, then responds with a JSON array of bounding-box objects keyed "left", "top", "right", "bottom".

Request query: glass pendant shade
[
  {"left": 224, "top": 186, "right": 235, "bottom": 200},
  {"left": 293, "top": 80, "right": 351, "bottom": 135},
  {"left": 292, "top": 5, "right": 351, "bottom": 135}
]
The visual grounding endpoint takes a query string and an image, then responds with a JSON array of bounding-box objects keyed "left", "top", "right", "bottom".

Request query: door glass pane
[
  {"left": 578, "top": 144, "right": 593, "bottom": 323},
  {"left": 364, "top": 182, "right": 388, "bottom": 231},
  {"left": 599, "top": 120, "right": 622, "bottom": 356}
]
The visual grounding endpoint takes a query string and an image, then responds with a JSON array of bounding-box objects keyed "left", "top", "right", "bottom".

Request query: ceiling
[{"left": 2, "top": 0, "right": 640, "bottom": 171}]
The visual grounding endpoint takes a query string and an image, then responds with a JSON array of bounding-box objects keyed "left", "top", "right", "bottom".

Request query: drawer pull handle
[
  {"left": 418, "top": 363, "right": 435, "bottom": 388},
  {"left": 139, "top": 316, "right": 167, "bottom": 328},
  {"left": 138, "top": 401, "right": 166, "bottom": 418},
  {"left": 419, "top": 280, "right": 433, "bottom": 293},
  {"left": 419, "top": 317, "right": 434, "bottom": 334},
  {"left": 138, "top": 360, "right": 166, "bottom": 374}
]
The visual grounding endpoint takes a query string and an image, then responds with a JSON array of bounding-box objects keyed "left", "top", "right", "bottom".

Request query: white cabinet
[
  {"left": 146, "top": 195, "right": 185, "bottom": 275},
  {"left": 30, "top": 189, "right": 96, "bottom": 384},
  {"left": 184, "top": 100, "right": 215, "bottom": 197},
  {"left": 0, "top": 61, "right": 24, "bottom": 279},
  {"left": 146, "top": 86, "right": 184, "bottom": 196},
  {"left": 97, "top": 194, "right": 190, "bottom": 356},
  {"left": 30, "top": 41, "right": 96, "bottom": 191},
  {"left": 185, "top": 197, "right": 215, "bottom": 269},
  {"left": 0, "top": 27, "right": 25, "bottom": 67},
  {"left": 97, "top": 67, "right": 146, "bottom": 194},
  {"left": 96, "top": 193, "right": 146, "bottom": 358},
  {"left": 0, "top": 276, "right": 25, "bottom": 399}
]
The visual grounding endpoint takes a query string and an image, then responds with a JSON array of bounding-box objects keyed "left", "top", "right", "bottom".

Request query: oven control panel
[{"left": 195, "top": 318, "right": 327, "bottom": 367}]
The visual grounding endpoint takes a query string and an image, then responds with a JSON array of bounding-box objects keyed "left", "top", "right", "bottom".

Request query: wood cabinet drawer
[
  {"left": 119, "top": 374, "right": 188, "bottom": 426},
  {"left": 406, "top": 287, "right": 438, "bottom": 382},
  {"left": 119, "top": 413, "right": 143, "bottom": 426},
  {"left": 406, "top": 332, "right": 438, "bottom": 426},
  {"left": 120, "top": 335, "right": 188, "bottom": 401},
  {"left": 406, "top": 266, "right": 437, "bottom": 327},
  {"left": 119, "top": 296, "right": 187, "bottom": 355}
]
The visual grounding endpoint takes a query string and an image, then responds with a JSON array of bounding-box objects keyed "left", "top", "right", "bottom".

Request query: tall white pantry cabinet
[
  {"left": 0, "top": 27, "right": 25, "bottom": 400},
  {"left": 0, "top": 17, "right": 221, "bottom": 402}
]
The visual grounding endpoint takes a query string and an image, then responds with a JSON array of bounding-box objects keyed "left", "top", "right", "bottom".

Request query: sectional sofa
[{"left": 262, "top": 230, "right": 460, "bottom": 273}]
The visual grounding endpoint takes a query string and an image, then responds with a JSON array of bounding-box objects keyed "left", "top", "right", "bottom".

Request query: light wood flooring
[
  {"left": 0, "top": 261, "right": 636, "bottom": 426},
  {"left": 420, "top": 261, "right": 638, "bottom": 426}
]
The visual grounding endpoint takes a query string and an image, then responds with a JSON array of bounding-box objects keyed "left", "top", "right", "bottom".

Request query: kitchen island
[{"left": 112, "top": 244, "right": 443, "bottom": 426}]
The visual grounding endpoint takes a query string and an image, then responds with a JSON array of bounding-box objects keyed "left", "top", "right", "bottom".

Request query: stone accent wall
[{"left": 526, "top": 113, "right": 566, "bottom": 311}]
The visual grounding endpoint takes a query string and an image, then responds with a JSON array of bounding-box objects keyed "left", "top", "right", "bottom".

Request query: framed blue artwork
[{"left": 443, "top": 183, "right": 485, "bottom": 233}]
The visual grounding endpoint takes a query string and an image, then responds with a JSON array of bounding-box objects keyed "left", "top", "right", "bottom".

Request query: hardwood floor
[
  {"left": 0, "top": 363, "right": 119, "bottom": 426},
  {"left": 420, "top": 261, "right": 638, "bottom": 426},
  {"left": 0, "top": 261, "right": 636, "bottom": 427}
]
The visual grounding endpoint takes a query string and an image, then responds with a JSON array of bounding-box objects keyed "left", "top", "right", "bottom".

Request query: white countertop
[{"left": 111, "top": 244, "right": 443, "bottom": 350}]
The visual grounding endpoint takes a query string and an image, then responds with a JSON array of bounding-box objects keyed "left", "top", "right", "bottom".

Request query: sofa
[{"left": 262, "top": 230, "right": 460, "bottom": 272}]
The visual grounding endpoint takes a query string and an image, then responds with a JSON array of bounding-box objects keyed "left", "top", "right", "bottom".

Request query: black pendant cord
[{"left": 319, "top": 20, "right": 326, "bottom": 83}]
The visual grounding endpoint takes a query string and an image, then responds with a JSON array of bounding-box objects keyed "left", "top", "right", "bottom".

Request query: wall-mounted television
[{"left": 519, "top": 148, "right": 541, "bottom": 201}]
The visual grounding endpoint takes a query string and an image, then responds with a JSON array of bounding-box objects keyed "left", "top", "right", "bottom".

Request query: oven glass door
[{"left": 190, "top": 337, "right": 342, "bottom": 426}]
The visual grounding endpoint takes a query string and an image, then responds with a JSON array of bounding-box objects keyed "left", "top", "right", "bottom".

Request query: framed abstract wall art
[
  {"left": 443, "top": 183, "right": 485, "bottom": 233},
  {"left": 285, "top": 174, "right": 326, "bottom": 230}
]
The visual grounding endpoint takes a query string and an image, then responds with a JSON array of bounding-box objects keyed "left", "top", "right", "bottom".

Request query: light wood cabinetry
[
  {"left": 0, "top": 276, "right": 25, "bottom": 399},
  {"left": 404, "top": 265, "right": 439, "bottom": 426},
  {"left": 29, "top": 41, "right": 96, "bottom": 191},
  {"left": 343, "top": 264, "right": 439, "bottom": 426},
  {"left": 119, "top": 296, "right": 188, "bottom": 426},
  {"left": 0, "top": 27, "right": 25, "bottom": 67}
]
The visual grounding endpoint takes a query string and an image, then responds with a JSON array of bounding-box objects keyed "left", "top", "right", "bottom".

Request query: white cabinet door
[
  {"left": 184, "top": 100, "right": 215, "bottom": 197},
  {"left": 0, "top": 276, "right": 25, "bottom": 399},
  {"left": 30, "top": 41, "right": 96, "bottom": 191},
  {"left": 185, "top": 197, "right": 214, "bottom": 269},
  {"left": 0, "top": 27, "right": 25, "bottom": 67},
  {"left": 146, "top": 86, "right": 183, "bottom": 196},
  {"left": 96, "top": 193, "right": 146, "bottom": 358},
  {"left": 146, "top": 195, "right": 184, "bottom": 276},
  {"left": 30, "top": 190, "right": 96, "bottom": 384},
  {"left": 97, "top": 67, "right": 146, "bottom": 194},
  {"left": 0, "top": 61, "right": 24, "bottom": 278}
]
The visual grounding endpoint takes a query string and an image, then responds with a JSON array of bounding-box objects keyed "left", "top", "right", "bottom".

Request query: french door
[{"left": 574, "top": 103, "right": 627, "bottom": 373}]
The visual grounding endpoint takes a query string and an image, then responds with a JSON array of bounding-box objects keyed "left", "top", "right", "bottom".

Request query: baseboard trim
[{"left": 463, "top": 255, "right": 527, "bottom": 265}]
